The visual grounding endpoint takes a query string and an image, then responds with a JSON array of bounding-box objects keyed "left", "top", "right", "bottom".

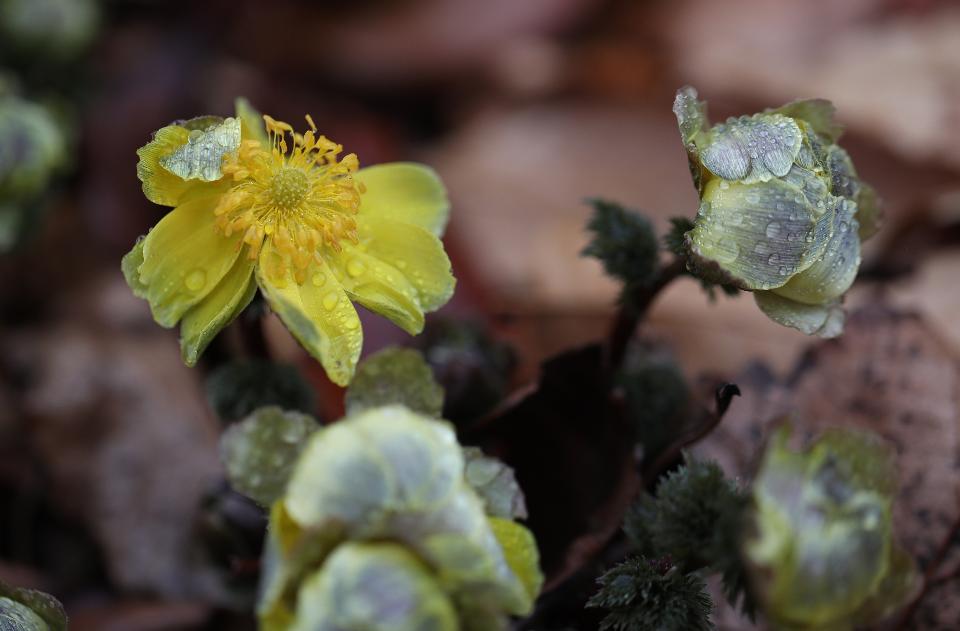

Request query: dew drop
[
  {"left": 718, "top": 180, "right": 730, "bottom": 190},
  {"left": 322, "top": 291, "right": 339, "bottom": 311},
  {"left": 838, "top": 221, "right": 849, "bottom": 234},
  {"left": 713, "top": 238, "right": 740, "bottom": 264},
  {"left": 396, "top": 260, "right": 408, "bottom": 270},
  {"left": 185, "top": 269, "right": 206, "bottom": 291},
  {"left": 311, "top": 272, "right": 327, "bottom": 287},
  {"left": 347, "top": 258, "right": 366, "bottom": 277},
  {"left": 767, "top": 253, "right": 781, "bottom": 266},
  {"left": 778, "top": 265, "right": 788, "bottom": 275},
  {"left": 765, "top": 221, "right": 782, "bottom": 239},
  {"left": 754, "top": 241, "right": 771, "bottom": 256},
  {"left": 345, "top": 316, "right": 360, "bottom": 331}
]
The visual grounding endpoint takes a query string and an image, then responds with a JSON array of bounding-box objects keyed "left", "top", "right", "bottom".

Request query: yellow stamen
[{"left": 217, "top": 114, "right": 364, "bottom": 281}]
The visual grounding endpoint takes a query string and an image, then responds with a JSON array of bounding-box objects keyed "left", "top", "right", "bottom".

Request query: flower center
[
  {"left": 269, "top": 166, "right": 310, "bottom": 208},
  {"left": 214, "top": 114, "right": 364, "bottom": 284}
]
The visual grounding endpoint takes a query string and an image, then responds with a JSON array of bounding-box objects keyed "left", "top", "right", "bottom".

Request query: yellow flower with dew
[{"left": 122, "top": 100, "right": 455, "bottom": 385}]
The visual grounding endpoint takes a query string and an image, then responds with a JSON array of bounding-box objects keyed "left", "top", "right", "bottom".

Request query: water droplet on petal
[
  {"left": 311, "top": 272, "right": 326, "bottom": 287},
  {"left": 767, "top": 253, "right": 781, "bottom": 266},
  {"left": 347, "top": 258, "right": 366, "bottom": 277},
  {"left": 754, "top": 241, "right": 771, "bottom": 256},
  {"left": 322, "top": 291, "right": 339, "bottom": 311},
  {"left": 185, "top": 269, "right": 206, "bottom": 291},
  {"left": 766, "top": 221, "right": 782, "bottom": 239},
  {"left": 714, "top": 238, "right": 740, "bottom": 264}
]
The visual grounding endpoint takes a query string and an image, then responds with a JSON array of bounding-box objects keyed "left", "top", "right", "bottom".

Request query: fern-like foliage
[
  {"left": 587, "top": 557, "right": 714, "bottom": 631},
  {"left": 624, "top": 457, "right": 755, "bottom": 617}
]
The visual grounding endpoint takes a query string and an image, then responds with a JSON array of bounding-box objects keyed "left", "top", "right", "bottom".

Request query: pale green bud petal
[
  {"left": 258, "top": 501, "right": 341, "bottom": 631},
  {"left": 701, "top": 114, "right": 802, "bottom": 183},
  {"left": 771, "top": 198, "right": 860, "bottom": 305},
  {"left": 0, "top": 580, "right": 67, "bottom": 631},
  {"left": 687, "top": 178, "right": 832, "bottom": 290},
  {"left": 855, "top": 183, "right": 883, "bottom": 241},
  {"left": 770, "top": 98, "right": 843, "bottom": 143},
  {"left": 463, "top": 447, "right": 528, "bottom": 520},
  {"left": 159, "top": 117, "right": 241, "bottom": 182},
  {"left": 673, "top": 85, "right": 709, "bottom": 149},
  {"left": 0, "top": 597, "right": 49, "bottom": 631},
  {"left": 826, "top": 145, "right": 861, "bottom": 200},
  {"left": 292, "top": 543, "right": 458, "bottom": 631},
  {"left": 754, "top": 291, "right": 844, "bottom": 338},
  {"left": 284, "top": 405, "right": 461, "bottom": 531}
]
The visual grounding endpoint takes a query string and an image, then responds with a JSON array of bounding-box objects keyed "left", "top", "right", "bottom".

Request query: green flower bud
[
  {"left": 674, "top": 87, "right": 881, "bottom": 338},
  {"left": 0, "top": 97, "right": 66, "bottom": 201},
  {"left": 744, "top": 426, "right": 917, "bottom": 630},
  {"left": 0, "top": 0, "right": 100, "bottom": 60},
  {"left": 259, "top": 405, "right": 543, "bottom": 631}
]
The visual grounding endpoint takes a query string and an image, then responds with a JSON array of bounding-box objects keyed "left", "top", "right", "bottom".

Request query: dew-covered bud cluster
[
  {"left": 674, "top": 86, "right": 881, "bottom": 337},
  {"left": 258, "top": 405, "right": 542, "bottom": 631},
  {"left": 745, "top": 426, "right": 917, "bottom": 629}
]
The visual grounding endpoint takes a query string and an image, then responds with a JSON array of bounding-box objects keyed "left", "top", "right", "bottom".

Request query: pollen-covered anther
[{"left": 214, "top": 114, "right": 364, "bottom": 279}]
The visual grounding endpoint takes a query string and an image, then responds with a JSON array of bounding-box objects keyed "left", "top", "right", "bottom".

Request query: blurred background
[{"left": 1, "top": 0, "right": 959, "bottom": 629}]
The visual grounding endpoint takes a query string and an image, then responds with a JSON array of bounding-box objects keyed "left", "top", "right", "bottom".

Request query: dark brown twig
[{"left": 605, "top": 257, "right": 686, "bottom": 371}]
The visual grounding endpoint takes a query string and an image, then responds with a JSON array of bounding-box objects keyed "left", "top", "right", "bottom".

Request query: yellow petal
[
  {"left": 121, "top": 237, "right": 148, "bottom": 299},
  {"left": 180, "top": 255, "right": 257, "bottom": 366},
  {"left": 356, "top": 216, "right": 456, "bottom": 313},
  {"left": 256, "top": 241, "right": 363, "bottom": 386},
  {"left": 136, "top": 124, "right": 219, "bottom": 206},
  {"left": 328, "top": 244, "right": 425, "bottom": 335},
  {"left": 488, "top": 517, "right": 544, "bottom": 611},
  {"left": 138, "top": 193, "right": 242, "bottom": 328},
  {"left": 356, "top": 163, "right": 450, "bottom": 237}
]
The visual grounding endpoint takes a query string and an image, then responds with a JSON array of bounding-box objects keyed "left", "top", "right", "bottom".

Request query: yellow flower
[{"left": 122, "top": 100, "right": 456, "bottom": 386}]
